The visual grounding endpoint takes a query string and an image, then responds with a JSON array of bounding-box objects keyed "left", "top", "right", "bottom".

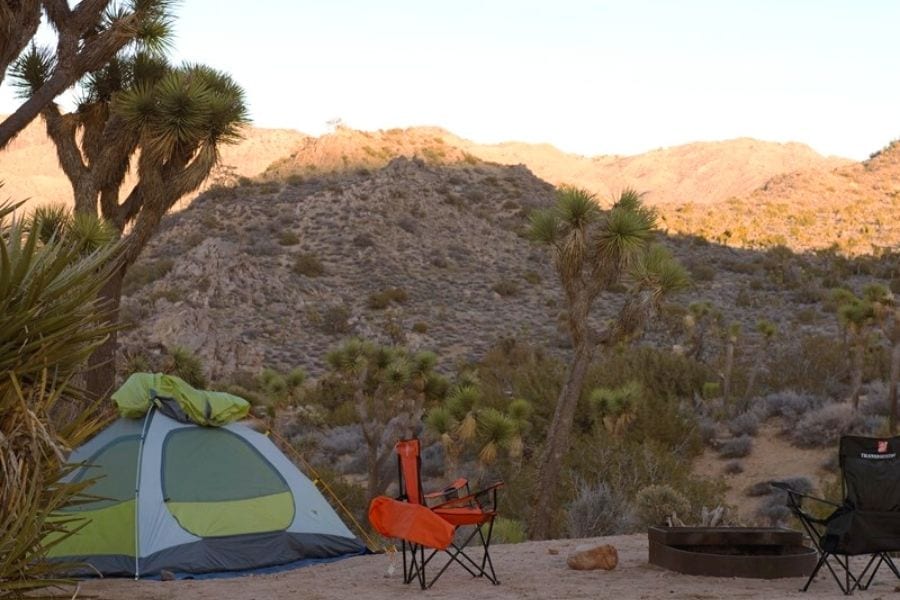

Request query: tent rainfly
[{"left": 46, "top": 373, "right": 365, "bottom": 577}]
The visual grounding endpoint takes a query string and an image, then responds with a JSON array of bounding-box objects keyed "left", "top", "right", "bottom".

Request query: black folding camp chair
[{"left": 773, "top": 435, "right": 900, "bottom": 595}]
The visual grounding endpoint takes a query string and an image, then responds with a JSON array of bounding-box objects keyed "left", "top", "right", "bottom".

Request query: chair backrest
[
  {"left": 396, "top": 438, "right": 423, "bottom": 505},
  {"left": 840, "top": 435, "right": 900, "bottom": 511}
]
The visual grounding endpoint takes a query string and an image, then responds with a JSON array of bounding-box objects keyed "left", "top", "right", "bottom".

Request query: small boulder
[
  {"left": 566, "top": 544, "right": 618, "bottom": 571},
  {"left": 159, "top": 569, "right": 176, "bottom": 581}
]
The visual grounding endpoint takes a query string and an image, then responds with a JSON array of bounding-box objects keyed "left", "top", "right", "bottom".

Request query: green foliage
[
  {"left": 702, "top": 381, "right": 722, "bottom": 400},
  {"left": 490, "top": 518, "right": 528, "bottom": 544},
  {"left": 590, "top": 345, "right": 711, "bottom": 402}
]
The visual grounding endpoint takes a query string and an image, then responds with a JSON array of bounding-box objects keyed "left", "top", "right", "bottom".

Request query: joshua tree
[
  {"left": 0, "top": 0, "right": 172, "bottom": 148},
  {"left": 829, "top": 286, "right": 889, "bottom": 410},
  {"left": 321, "top": 339, "right": 443, "bottom": 500},
  {"left": 10, "top": 18, "right": 249, "bottom": 398},
  {"left": 743, "top": 319, "right": 777, "bottom": 407},
  {"left": 683, "top": 300, "right": 719, "bottom": 361},
  {"left": 526, "top": 187, "right": 689, "bottom": 539}
]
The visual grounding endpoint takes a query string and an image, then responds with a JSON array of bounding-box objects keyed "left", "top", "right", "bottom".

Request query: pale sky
[{"left": 2, "top": 0, "right": 898, "bottom": 159}]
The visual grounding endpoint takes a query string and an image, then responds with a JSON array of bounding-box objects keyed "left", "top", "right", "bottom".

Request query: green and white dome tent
[{"left": 47, "top": 373, "right": 366, "bottom": 578}]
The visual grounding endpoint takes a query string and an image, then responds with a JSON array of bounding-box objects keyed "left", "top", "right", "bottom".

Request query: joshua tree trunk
[
  {"left": 85, "top": 265, "right": 125, "bottom": 400},
  {"left": 529, "top": 343, "right": 595, "bottom": 540},
  {"left": 889, "top": 341, "right": 900, "bottom": 434},
  {"left": 848, "top": 337, "right": 865, "bottom": 410},
  {"left": 723, "top": 336, "right": 736, "bottom": 404},
  {"left": 743, "top": 354, "right": 764, "bottom": 409}
]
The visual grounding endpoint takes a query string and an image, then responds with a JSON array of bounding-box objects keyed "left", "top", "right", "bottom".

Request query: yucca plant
[
  {"left": 320, "top": 339, "right": 444, "bottom": 499},
  {"left": 0, "top": 200, "right": 121, "bottom": 598},
  {"left": 526, "top": 187, "right": 689, "bottom": 539},
  {"left": 424, "top": 384, "right": 529, "bottom": 476}
]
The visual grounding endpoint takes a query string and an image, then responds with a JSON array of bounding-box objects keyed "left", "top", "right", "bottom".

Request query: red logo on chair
[{"left": 878, "top": 440, "right": 889, "bottom": 453}]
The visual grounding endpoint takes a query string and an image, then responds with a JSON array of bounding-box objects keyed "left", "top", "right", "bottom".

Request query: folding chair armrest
[
  {"left": 770, "top": 482, "right": 842, "bottom": 509},
  {"left": 433, "top": 481, "right": 504, "bottom": 511},
  {"left": 424, "top": 478, "right": 469, "bottom": 503}
]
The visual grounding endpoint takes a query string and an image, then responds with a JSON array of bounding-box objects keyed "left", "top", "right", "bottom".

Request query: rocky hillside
[
  {"left": 661, "top": 140, "right": 900, "bottom": 255},
  {"left": 118, "top": 156, "right": 894, "bottom": 382}
]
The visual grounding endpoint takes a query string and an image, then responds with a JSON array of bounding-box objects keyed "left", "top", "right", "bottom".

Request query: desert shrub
[
  {"left": 756, "top": 497, "right": 791, "bottom": 527},
  {"left": 397, "top": 216, "right": 417, "bottom": 233},
  {"left": 412, "top": 321, "right": 428, "bottom": 334},
  {"left": 589, "top": 346, "right": 710, "bottom": 402},
  {"left": 635, "top": 484, "right": 691, "bottom": 527},
  {"left": 523, "top": 270, "right": 541, "bottom": 285},
  {"left": 318, "top": 425, "right": 364, "bottom": 457},
  {"left": 163, "top": 346, "right": 207, "bottom": 388},
  {"left": 366, "top": 287, "right": 408, "bottom": 310},
  {"left": 746, "top": 481, "right": 774, "bottom": 497},
  {"left": 278, "top": 230, "right": 300, "bottom": 246},
  {"left": 491, "top": 518, "right": 528, "bottom": 544},
  {"left": 689, "top": 263, "right": 716, "bottom": 282},
  {"left": 320, "top": 304, "right": 352, "bottom": 334},
  {"left": 566, "top": 480, "right": 635, "bottom": 537},
  {"left": 577, "top": 436, "right": 725, "bottom": 528},
  {"left": 697, "top": 417, "right": 718, "bottom": 446},
  {"left": 122, "top": 257, "right": 174, "bottom": 293},
  {"left": 860, "top": 383, "right": 889, "bottom": 416},
  {"left": 756, "top": 476, "right": 814, "bottom": 526},
  {"left": 762, "top": 390, "right": 824, "bottom": 426},
  {"left": 727, "top": 412, "right": 760, "bottom": 437},
  {"left": 352, "top": 232, "right": 375, "bottom": 248},
  {"left": 795, "top": 307, "right": 819, "bottom": 324},
  {"left": 724, "top": 460, "right": 744, "bottom": 475},
  {"left": 719, "top": 435, "right": 753, "bottom": 458},
  {"left": 492, "top": 279, "right": 520, "bottom": 297},
  {"left": 293, "top": 252, "right": 325, "bottom": 277},
  {"left": 766, "top": 335, "right": 847, "bottom": 395},
  {"left": 701, "top": 381, "right": 721, "bottom": 400},
  {"left": 790, "top": 403, "right": 879, "bottom": 448}
]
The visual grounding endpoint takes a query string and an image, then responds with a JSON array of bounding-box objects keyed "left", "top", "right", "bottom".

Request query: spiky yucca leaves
[
  {"left": 0, "top": 201, "right": 120, "bottom": 598},
  {"left": 29, "top": 204, "right": 118, "bottom": 253},
  {"left": 526, "top": 186, "right": 689, "bottom": 539},
  {"left": 1, "top": 0, "right": 177, "bottom": 148},
  {"left": 424, "top": 384, "right": 530, "bottom": 475},
  {"left": 589, "top": 381, "right": 643, "bottom": 437},
  {"left": 320, "top": 339, "right": 444, "bottom": 499}
]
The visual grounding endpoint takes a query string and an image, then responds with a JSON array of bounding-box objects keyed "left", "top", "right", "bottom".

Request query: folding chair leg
[
  {"left": 857, "top": 554, "right": 883, "bottom": 591},
  {"left": 802, "top": 552, "right": 828, "bottom": 592},
  {"left": 477, "top": 519, "right": 500, "bottom": 585}
]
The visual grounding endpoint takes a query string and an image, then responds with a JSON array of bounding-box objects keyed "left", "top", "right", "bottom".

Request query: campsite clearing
[{"left": 81, "top": 533, "right": 894, "bottom": 599}]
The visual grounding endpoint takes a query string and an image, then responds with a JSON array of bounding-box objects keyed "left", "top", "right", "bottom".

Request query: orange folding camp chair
[{"left": 369, "top": 438, "right": 503, "bottom": 589}]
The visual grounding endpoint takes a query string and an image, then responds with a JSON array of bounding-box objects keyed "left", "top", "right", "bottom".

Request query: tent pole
[{"left": 133, "top": 406, "right": 155, "bottom": 580}]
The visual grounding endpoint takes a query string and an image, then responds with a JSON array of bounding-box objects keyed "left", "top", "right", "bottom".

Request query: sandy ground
[{"left": 77, "top": 534, "right": 899, "bottom": 600}]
